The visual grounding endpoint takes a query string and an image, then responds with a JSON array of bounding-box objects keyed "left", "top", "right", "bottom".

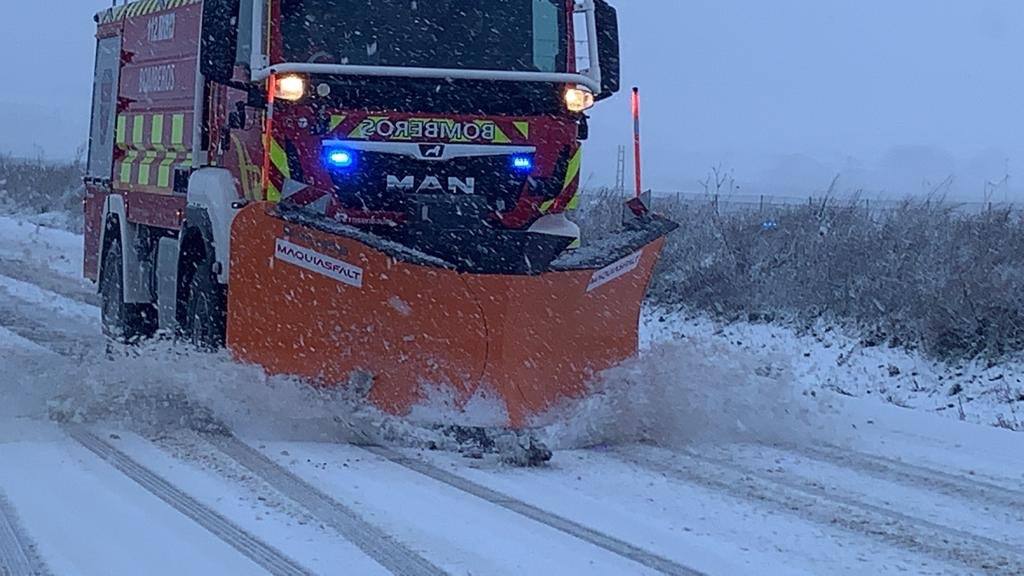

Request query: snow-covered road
[{"left": 1, "top": 214, "right": 1022, "bottom": 576}]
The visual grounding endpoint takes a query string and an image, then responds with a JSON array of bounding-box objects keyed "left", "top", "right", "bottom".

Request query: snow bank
[
  {"left": 539, "top": 306, "right": 1024, "bottom": 452},
  {"left": 641, "top": 310, "right": 1024, "bottom": 432},
  {"left": 0, "top": 215, "right": 85, "bottom": 280}
]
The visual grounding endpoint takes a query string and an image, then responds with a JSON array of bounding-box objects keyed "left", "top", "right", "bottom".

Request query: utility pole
[{"left": 615, "top": 145, "right": 626, "bottom": 195}]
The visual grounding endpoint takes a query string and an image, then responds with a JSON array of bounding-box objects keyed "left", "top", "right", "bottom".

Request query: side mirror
[
  {"left": 594, "top": 0, "right": 620, "bottom": 100},
  {"left": 200, "top": 0, "right": 240, "bottom": 84}
]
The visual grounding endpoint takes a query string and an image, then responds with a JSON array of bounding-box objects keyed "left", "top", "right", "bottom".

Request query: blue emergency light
[
  {"left": 326, "top": 149, "right": 355, "bottom": 169},
  {"left": 510, "top": 155, "right": 534, "bottom": 172}
]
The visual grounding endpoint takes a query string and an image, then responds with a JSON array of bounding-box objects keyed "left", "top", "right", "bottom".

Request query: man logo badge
[
  {"left": 387, "top": 175, "right": 476, "bottom": 195},
  {"left": 419, "top": 144, "right": 445, "bottom": 159}
]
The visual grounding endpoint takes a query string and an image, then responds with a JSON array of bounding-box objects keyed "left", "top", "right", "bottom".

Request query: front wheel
[{"left": 181, "top": 251, "right": 227, "bottom": 350}]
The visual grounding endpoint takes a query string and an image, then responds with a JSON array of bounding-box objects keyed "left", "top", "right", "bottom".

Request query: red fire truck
[{"left": 83, "top": 0, "right": 675, "bottom": 438}]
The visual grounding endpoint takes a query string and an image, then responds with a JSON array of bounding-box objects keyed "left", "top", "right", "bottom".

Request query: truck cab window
[
  {"left": 278, "top": 0, "right": 567, "bottom": 73},
  {"left": 235, "top": 0, "right": 254, "bottom": 66},
  {"left": 532, "top": 0, "right": 562, "bottom": 72}
]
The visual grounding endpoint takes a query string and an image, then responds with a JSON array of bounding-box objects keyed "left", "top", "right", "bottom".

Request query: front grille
[{"left": 329, "top": 151, "right": 528, "bottom": 214}]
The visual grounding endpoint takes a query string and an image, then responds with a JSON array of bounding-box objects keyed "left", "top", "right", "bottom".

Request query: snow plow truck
[{"left": 83, "top": 0, "right": 677, "bottom": 459}]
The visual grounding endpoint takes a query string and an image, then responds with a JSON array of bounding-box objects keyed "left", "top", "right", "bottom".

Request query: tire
[
  {"left": 99, "top": 239, "right": 157, "bottom": 344},
  {"left": 182, "top": 250, "right": 227, "bottom": 350}
]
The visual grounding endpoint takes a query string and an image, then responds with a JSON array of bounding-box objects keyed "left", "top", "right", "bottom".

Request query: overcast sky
[{"left": 4, "top": 1, "right": 1024, "bottom": 199}]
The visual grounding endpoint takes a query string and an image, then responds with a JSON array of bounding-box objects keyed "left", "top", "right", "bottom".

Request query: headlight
[
  {"left": 276, "top": 74, "right": 307, "bottom": 102},
  {"left": 564, "top": 87, "right": 595, "bottom": 113}
]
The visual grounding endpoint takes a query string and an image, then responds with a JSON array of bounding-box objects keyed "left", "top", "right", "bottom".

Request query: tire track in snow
[
  {"left": 0, "top": 262, "right": 100, "bottom": 308},
  {"left": 203, "top": 434, "right": 449, "bottom": 576},
  {"left": 65, "top": 426, "right": 313, "bottom": 576},
  {"left": 360, "top": 445, "right": 706, "bottom": 576},
  {"left": 0, "top": 273, "right": 99, "bottom": 357},
  {"left": 0, "top": 303, "right": 89, "bottom": 357},
  {"left": 0, "top": 491, "right": 50, "bottom": 576},
  {"left": 617, "top": 446, "right": 1024, "bottom": 576},
  {"left": 786, "top": 443, "right": 1024, "bottom": 512}
]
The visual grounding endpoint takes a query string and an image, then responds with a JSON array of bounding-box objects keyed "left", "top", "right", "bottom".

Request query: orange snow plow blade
[{"left": 227, "top": 202, "right": 673, "bottom": 428}]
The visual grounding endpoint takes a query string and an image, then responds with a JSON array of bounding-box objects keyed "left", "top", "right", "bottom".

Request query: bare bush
[
  {"left": 576, "top": 190, "right": 1024, "bottom": 361},
  {"left": 0, "top": 156, "right": 85, "bottom": 232}
]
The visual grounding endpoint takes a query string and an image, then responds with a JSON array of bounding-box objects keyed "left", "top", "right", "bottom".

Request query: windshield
[{"left": 279, "top": 0, "right": 569, "bottom": 73}]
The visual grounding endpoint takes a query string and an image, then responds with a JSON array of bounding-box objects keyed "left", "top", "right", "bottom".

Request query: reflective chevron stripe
[
  {"left": 114, "top": 112, "right": 191, "bottom": 191},
  {"left": 95, "top": 0, "right": 201, "bottom": 25},
  {"left": 265, "top": 137, "right": 291, "bottom": 203},
  {"left": 540, "top": 146, "right": 584, "bottom": 214}
]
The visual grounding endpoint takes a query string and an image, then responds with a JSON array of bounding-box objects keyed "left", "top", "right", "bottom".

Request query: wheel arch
[{"left": 186, "top": 167, "right": 242, "bottom": 285}]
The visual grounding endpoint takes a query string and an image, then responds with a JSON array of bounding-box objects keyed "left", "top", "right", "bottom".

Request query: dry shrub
[
  {"left": 0, "top": 156, "right": 85, "bottom": 232},
  {"left": 576, "top": 190, "right": 1024, "bottom": 361}
]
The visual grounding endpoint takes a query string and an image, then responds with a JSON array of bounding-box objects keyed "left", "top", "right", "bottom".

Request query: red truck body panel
[{"left": 104, "top": 1, "right": 201, "bottom": 229}]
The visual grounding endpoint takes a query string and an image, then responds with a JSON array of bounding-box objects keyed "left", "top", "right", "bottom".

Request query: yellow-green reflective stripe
[
  {"left": 138, "top": 152, "right": 159, "bottom": 186},
  {"left": 266, "top": 183, "right": 282, "bottom": 203},
  {"left": 157, "top": 158, "right": 175, "bottom": 188},
  {"left": 151, "top": 115, "right": 164, "bottom": 147},
  {"left": 563, "top": 147, "right": 583, "bottom": 190},
  {"left": 269, "top": 140, "right": 291, "bottom": 179},
  {"left": 116, "top": 115, "right": 127, "bottom": 146},
  {"left": 132, "top": 115, "right": 144, "bottom": 145},
  {"left": 171, "top": 114, "right": 185, "bottom": 148},
  {"left": 567, "top": 193, "right": 581, "bottom": 210},
  {"left": 119, "top": 152, "right": 137, "bottom": 184},
  {"left": 539, "top": 199, "right": 555, "bottom": 214},
  {"left": 491, "top": 124, "right": 511, "bottom": 144}
]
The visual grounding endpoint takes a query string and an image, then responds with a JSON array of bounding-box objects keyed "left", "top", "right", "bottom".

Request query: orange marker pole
[{"left": 632, "top": 87, "right": 642, "bottom": 198}]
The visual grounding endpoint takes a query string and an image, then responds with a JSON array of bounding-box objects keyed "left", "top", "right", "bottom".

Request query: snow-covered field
[{"left": 1, "top": 214, "right": 1023, "bottom": 576}]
